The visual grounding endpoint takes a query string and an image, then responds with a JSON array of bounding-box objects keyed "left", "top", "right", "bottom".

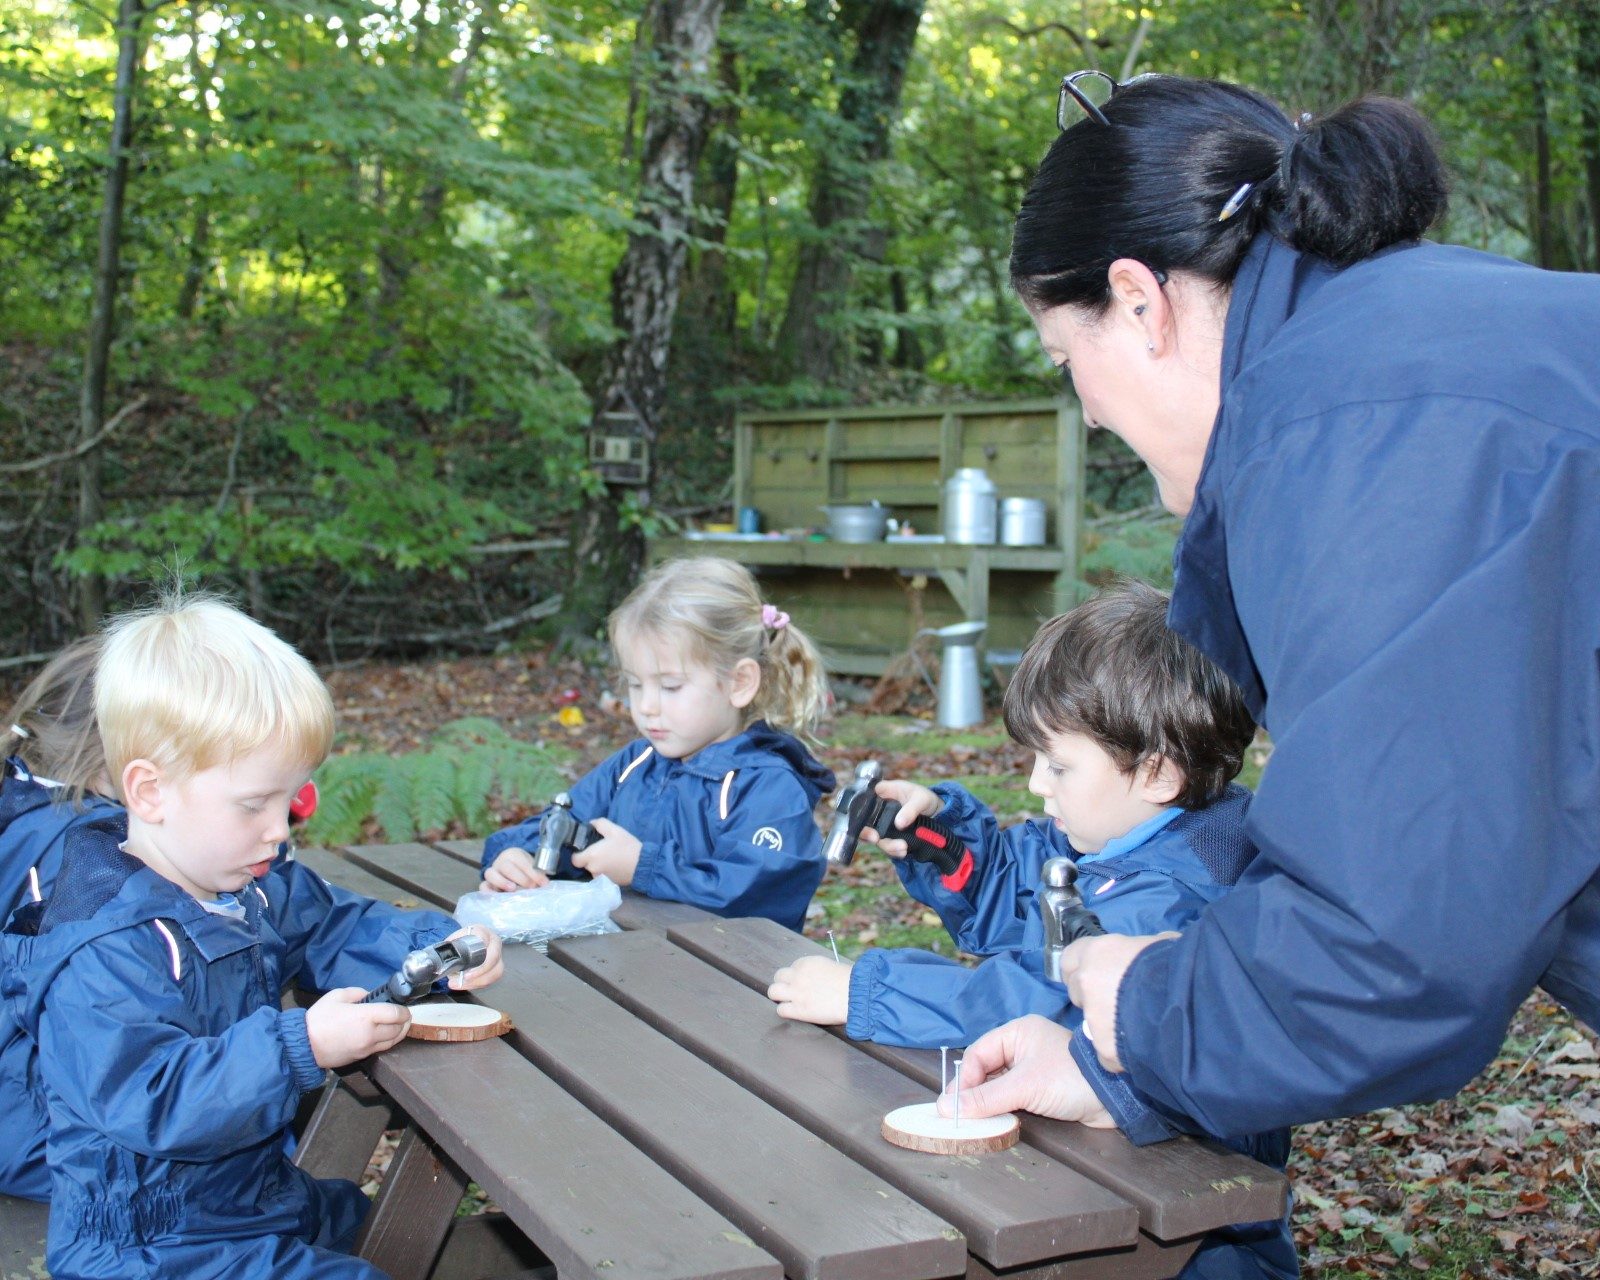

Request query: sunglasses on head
[{"left": 1056, "top": 69, "right": 1161, "bottom": 130}]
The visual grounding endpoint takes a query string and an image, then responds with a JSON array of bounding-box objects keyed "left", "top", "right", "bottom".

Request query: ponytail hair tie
[
  {"left": 8, "top": 724, "right": 29, "bottom": 740},
  {"left": 761, "top": 603, "right": 790, "bottom": 631}
]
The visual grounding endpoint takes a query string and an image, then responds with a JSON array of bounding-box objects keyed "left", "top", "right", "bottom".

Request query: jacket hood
[
  {"left": 677, "top": 721, "right": 836, "bottom": 803},
  {"left": 1, "top": 760, "right": 62, "bottom": 837},
  {"left": 0, "top": 813, "right": 185, "bottom": 1041}
]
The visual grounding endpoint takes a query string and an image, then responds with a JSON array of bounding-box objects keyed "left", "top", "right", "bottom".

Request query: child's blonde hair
[
  {"left": 609, "top": 558, "right": 829, "bottom": 738},
  {"left": 96, "top": 589, "right": 335, "bottom": 792},
  {"left": 3, "top": 636, "right": 108, "bottom": 803}
]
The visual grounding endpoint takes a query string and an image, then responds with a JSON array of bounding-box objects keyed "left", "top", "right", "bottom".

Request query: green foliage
[{"left": 304, "top": 717, "right": 576, "bottom": 845}]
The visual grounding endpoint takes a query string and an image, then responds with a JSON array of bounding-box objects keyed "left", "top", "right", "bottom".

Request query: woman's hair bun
[{"left": 1276, "top": 96, "right": 1449, "bottom": 265}]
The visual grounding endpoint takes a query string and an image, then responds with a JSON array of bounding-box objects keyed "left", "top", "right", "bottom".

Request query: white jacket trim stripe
[
  {"left": 617, "top": 747, "right": 654, "bottom": 786},
  {"left": 151, "top": 920, "right": 183, "bottom": 982}
]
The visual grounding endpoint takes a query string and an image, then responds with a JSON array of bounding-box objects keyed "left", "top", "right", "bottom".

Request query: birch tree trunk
[
  {"left": 76, "top": 0, "right": 144, "bottom": 628},
  {"left": 561, "top": 0, "right": 725, "bottom": 638}
]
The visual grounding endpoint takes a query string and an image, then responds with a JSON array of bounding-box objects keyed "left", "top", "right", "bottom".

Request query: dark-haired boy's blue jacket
[
  {"left": 0, "top": 817, "right": 459, "bottom": 1277},
  {"left": 482, "top": 722, "right": 834, "bottom": 931},
  {"left": 846, "top": 783, "right": 1253, "bottom": 1050},
  {"left": 1111, "top": 234, "right": 1600, "bottom": 1142},
  {"left": 853, "top": 782, "right": 1297, "bottom": 1280},
  {"left": 0, "top": 758, "right": 120, "bottom": 1200}
]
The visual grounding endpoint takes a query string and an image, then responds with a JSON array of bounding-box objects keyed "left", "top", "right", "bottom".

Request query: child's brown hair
[{"left": 1002, "top": 580, "right": 1255, "bottom": 808}]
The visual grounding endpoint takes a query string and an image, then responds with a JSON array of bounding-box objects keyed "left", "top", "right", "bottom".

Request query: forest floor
[{"left": 321, "top": 650, "right": 1599, "bottom": 1278}]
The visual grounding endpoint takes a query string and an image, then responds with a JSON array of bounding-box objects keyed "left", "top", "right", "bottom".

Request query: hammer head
[{"left": 822, "top": 761, "right": 885, "bottom": 867}]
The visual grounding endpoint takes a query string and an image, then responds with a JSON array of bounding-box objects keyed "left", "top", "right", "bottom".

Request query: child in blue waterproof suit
[
  {"left": 0, "top": 592, "right": 504, "bottom": 1280},
  {"left": 481, "top": 557, "right": 834, "bottom": 931},
  {"left": 768, "top": 582, "right": 1297, "bottom": 1280},
  {"left": 0, "top": 638, "right": 121, "bottom": 1200}
]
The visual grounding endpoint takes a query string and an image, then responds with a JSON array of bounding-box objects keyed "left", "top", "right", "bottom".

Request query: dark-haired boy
[{"left": 768, "top": 580, "right": 1296, "bottom": 1280}]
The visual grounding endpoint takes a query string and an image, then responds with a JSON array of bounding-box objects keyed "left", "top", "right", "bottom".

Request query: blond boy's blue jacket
[
  {"left": 1116, "top": 232, "right": 1600, "bottom": 1138},
  {"left": 483, "top": 721, "right": 835, "bottom": 931},
  {"left": 0, "top": 759, "right": 120, "bottom": 1199},
  {"left": 0, "top": 816, "right": 458, "bottom": 1277}
]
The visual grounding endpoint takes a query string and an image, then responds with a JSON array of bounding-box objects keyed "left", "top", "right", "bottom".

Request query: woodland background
[
  {"left": 4, "top": 5, "right": 1599, "bottom": 1273},
  {"left": 4, "top": 0, "right": 1600, "bottom": 652}
]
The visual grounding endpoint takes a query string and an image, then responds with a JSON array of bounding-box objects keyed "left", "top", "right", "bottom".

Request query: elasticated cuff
[
  {"left": 844, "top": 949, "right": 887, "bottom": 1040},
  {"left": 278, "top": 1007, "right": 330, "bottom": 1093}
]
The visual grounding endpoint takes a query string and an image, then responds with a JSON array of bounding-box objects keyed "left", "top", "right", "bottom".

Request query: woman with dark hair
[{"left": 947, "top": 72, "right": 1600, "bottom": 1173}]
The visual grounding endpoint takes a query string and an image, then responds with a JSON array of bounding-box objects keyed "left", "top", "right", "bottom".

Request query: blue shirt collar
[{"left": 1078, "top": 806, "right": 1183, "bottom": 863}]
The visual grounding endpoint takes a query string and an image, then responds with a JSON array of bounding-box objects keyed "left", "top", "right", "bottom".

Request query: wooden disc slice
[
  {"left": 404, "top": 1001, "right": 513, "bottom": 1043},
  {"left": 881, "top": 1102, "right": 1020, "bottom": 1155}
]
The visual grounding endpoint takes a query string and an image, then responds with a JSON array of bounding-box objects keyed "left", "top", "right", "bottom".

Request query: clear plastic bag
[{"left": 454, "top": 877, "right": 623, "bottom": 951}]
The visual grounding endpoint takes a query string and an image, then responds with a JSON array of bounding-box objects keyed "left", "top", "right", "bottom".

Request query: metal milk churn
[
  {"left": 922, "top": 620, "right": 987, "bottom": 729},
  {"left": 942, "top": 467, "right": 998, "bottom": 544}
]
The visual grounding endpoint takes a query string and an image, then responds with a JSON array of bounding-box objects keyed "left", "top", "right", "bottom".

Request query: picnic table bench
[{"left": 1, "top": 839, "right": 1289, "bottom": 1280}]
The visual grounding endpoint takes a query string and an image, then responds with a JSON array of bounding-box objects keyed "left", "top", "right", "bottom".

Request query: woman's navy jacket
[
  {"left": 0, "top": 817, "right": 457, "bottom": 1277},
  {"left": 0, "top": 759, "right": 120, "bottom": 1199},
  {"left": 1115, "top": 232, "right": 1600, "bottom": 1140},
  {"left": 846, "top": 783, "right": 1256, "bottom": 1050},
  {"left": 482, "top": 722, "right": 835, "bottom": 931}
]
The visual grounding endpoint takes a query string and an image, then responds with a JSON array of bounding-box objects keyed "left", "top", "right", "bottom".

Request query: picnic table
[
  {"left": 2, "top": 838, "right": 1289, "bottom": 1280},
  {"left": 284, "top": 839, "right": 1289, "bottom": 1280}
]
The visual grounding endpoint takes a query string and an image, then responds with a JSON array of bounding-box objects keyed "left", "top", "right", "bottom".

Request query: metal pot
[
  {"left": 943, "top": 468, "right": 997, "bottom": 544},
  {"left": 999, "top": 497, "right": 1048, "bottom": 547},
  {"left": 820, "top": 502, "right": 890, "bottom": 542}
]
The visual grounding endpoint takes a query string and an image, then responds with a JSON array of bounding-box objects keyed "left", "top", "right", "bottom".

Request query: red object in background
[
  {"left": 290, "top": 780, "right": 319, "bottom": 823},
  {"left": 556, "top": 688, "right": 582, "bottom": 706}
]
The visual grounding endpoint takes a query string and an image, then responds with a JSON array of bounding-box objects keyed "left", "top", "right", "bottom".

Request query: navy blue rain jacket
[
  {"left": 0, "top": 759, "right": 120, "bottom": 1199},
  {"left": 0, "top": 816, "right": 460, "bottom": 1278},
  {"left": 1115, "top": 233, "right": 1600, "bottom": 1139},
  {"left": 483, "top": 722, "right": 835, "bottom": 930},
  {"left": 847, "top": 783, "right": 1255, "bottom": 1048}
]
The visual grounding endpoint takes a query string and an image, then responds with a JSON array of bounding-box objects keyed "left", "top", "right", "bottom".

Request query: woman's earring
[
  {"left": 1134, "top": 304, "right": 1147, "bottom": 316},
  {"left": 1146, "top": 341, "right": 1155, "bottom": 352}
]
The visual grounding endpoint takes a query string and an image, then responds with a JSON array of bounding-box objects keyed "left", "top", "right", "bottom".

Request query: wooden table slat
[
  {"left": 295, "top": 845, "right": 434, "bottom": 911},
  {"left": 369, "top": 1036, "right": 783, "bottom": 1280},
  {"left": 480, "top": 947, "right": 967, "bottom": 1280},
  {"left": 430, "top": 839, "right": 485, "bottom": 868},
  {"left": 610, "top": 893, "right": 718, "bottom": 931},
  {"left": 356, "top": 1125, "right": 469, "bottom": 1280},
  {"left": 668, "top": 917, "right": 1289, "bottom": 1240},
  {"left": 338, "top": 842, "right": 481, "bottom": 911},
  {"left": 550, "top": 930, "right": 1141, "bottom": 1269}
]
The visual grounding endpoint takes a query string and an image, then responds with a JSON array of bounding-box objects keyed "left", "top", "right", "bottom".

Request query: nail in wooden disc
[
  {"left": 881, "top": 1102, "right": 1020, "bottom": 1154},
  {"left": 405, "top": 1001, "right": 513, "bottom": 1042}
]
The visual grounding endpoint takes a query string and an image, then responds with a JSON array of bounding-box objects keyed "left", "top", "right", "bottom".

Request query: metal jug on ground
[{"left": 919, "top": 619, "right": 986, "bottom": 729}]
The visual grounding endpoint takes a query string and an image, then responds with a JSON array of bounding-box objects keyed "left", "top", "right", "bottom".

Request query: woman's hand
[
  {"left": 572, "top": 818, "right": 642, "bottom": 886},
  {"left": 861, "top": 780, "right": 943, "bottom": 857},
  {"left": 936, "top": 1014, "right": 1113, "bottom": 1128},
  {"left": 767, "top": 955, "right": 853, "bottom": 1025},
  {"left": 1058, "top": 932, "right": 1176, "bottom": 1072}
]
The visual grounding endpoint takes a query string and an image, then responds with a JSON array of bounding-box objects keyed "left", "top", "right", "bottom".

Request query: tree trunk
[
  {"left": 1524, "top": 3, "right": 1556, "bottom": 269},
  {"left": 76, "top": 0, "right": 144, "bottom": 629},
  {"left": 1577, "top": 0, "right": 1600, "bottom": 270},
  {"left": 774, "top": 0, "right": 925, "bottom": 385},
  {"left": 561, "top": 0, "right": 725, "bottom": 639}
]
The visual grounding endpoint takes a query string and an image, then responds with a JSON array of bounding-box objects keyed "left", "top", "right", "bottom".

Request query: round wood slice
[
  {"left": 404, "top": 1001, "right": 513, "bottom": 1043},
  {"left": 881, "top": 1102, "right": 1020, "bottom": 1155}
]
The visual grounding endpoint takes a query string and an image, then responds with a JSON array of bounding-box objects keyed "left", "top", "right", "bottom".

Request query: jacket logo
[{"left": 751, "top": 827, "right": 784, "bottom": 851}]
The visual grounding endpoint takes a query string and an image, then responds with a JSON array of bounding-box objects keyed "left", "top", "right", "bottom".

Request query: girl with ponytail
[
  {"left": 949, "top": 69, "right": 1600, "bottom": 1264},
  {"left": 480, "top": 557, "right": 835, "bottom": 931}
]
